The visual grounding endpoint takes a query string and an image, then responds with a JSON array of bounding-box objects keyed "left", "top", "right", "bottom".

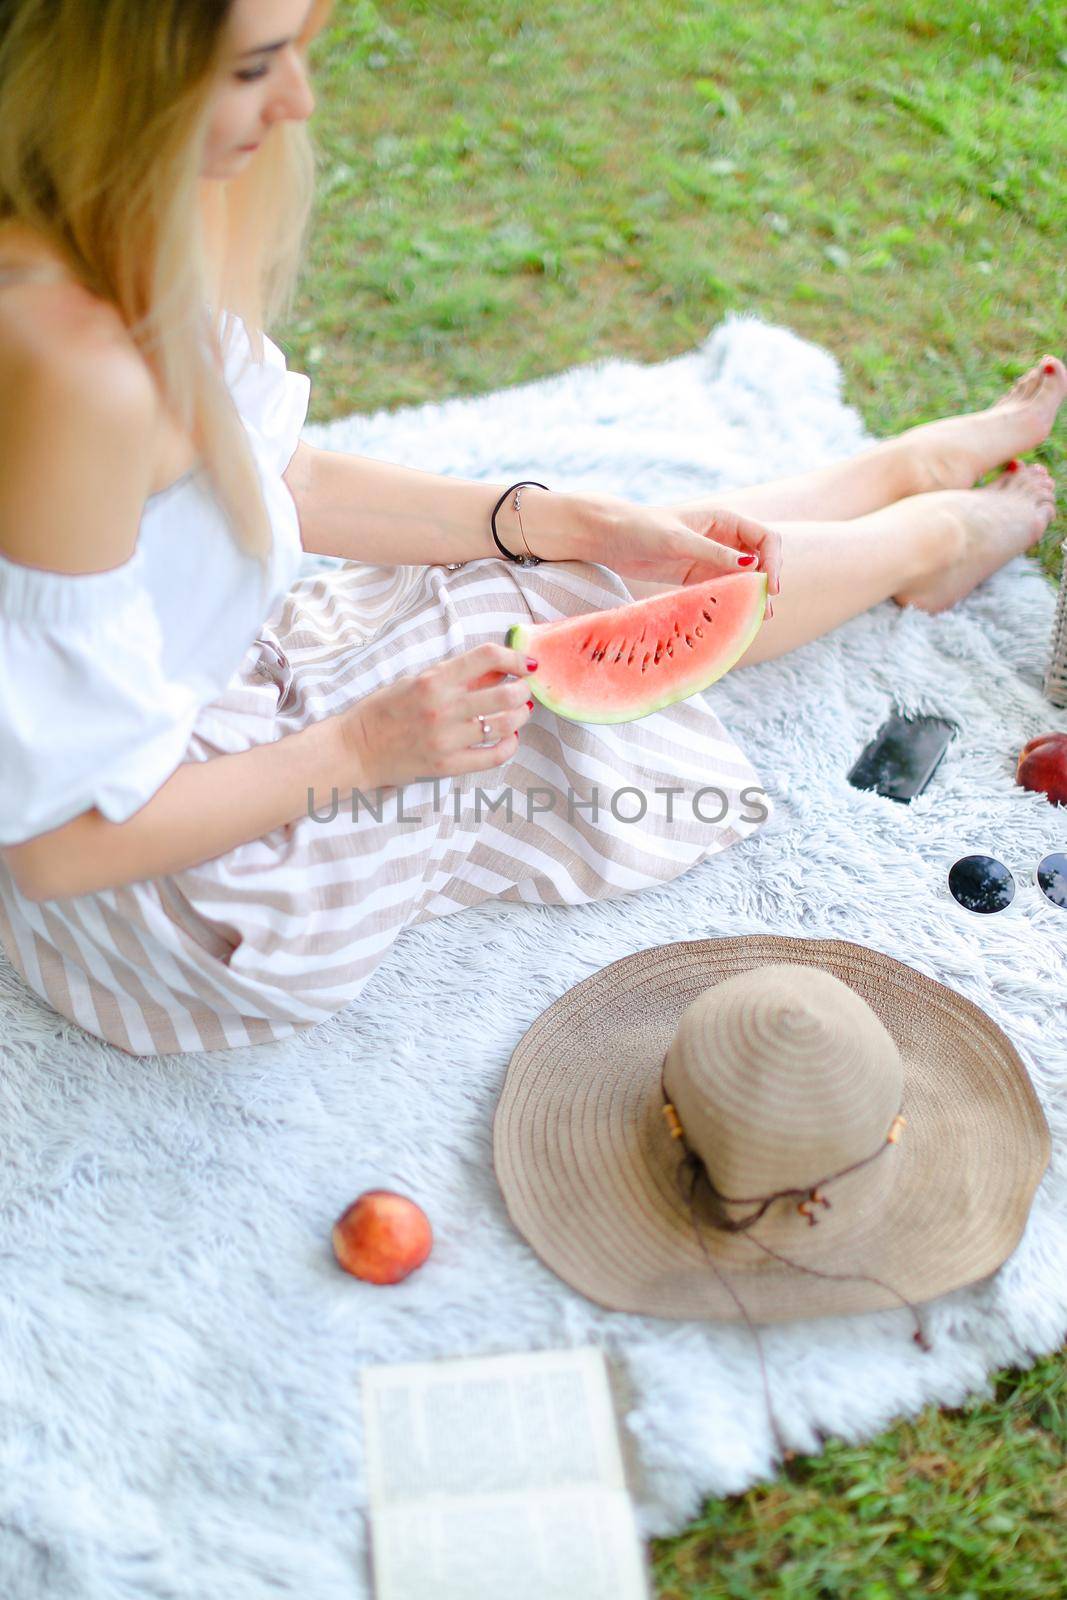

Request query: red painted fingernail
[
  {"left": 1006, "top": 458, "right": 1020, "bottom": 472},
  {"left": 526, "top": 658, "right": 539, "bottom": 671},
  {"left": 526, "top": 699, "right": 534, "bottom": 710},
  {"left": 738, "top": 554, "right": 757, "bottom": 566},
  {"left": 1044, "top": 361, "right": 1057, "bottom": 374}
]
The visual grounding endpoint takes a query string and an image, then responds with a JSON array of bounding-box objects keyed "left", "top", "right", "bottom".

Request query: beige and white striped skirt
[{"left": 0, "top": 556, "right": 774, "bottom": 1056}]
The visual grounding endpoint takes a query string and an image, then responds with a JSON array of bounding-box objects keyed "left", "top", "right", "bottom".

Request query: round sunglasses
[{"left": 947, "top": 852, "right": 1067, "bottom": 916}]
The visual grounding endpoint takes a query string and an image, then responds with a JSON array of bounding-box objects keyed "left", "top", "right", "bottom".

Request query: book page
[
  {"left": 361, "top": 1346, "right": 651, "bottom": 1600},
  {"left": 370, "top": 1487, "right": 649, "bottom": 1600},
  {"left": 364, "top": 1345, "right": 625, "bottom": 1502}
]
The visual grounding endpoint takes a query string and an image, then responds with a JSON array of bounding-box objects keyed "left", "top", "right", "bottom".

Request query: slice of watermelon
[{"left": 506, "top": 569, "right": 767, "bottom": 724}]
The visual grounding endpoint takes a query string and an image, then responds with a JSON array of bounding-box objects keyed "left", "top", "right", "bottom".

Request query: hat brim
[{"left": 492, "top": 936, "right": 1050, "bottom": 1322}]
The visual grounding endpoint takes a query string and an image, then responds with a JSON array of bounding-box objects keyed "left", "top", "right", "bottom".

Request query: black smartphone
[{"left": 847, "top": 710, "right": 958, "bottom": 803}]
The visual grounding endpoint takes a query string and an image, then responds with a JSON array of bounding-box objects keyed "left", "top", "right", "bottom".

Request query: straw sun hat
[{"left": 492, "top": 935, "right": 1050, "bottom": 1325}]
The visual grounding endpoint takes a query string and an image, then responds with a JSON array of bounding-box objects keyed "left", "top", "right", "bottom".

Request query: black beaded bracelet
[{"left": 490, "top": 481, "right": 551, "bottom": 566}]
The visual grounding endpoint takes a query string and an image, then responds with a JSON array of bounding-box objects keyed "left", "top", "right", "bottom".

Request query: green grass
[
  {"left": 295, "top": 0, "right": 1067, "bottom": 585},
  {"left": 650, "top": 1358, "right": 1067, "bottom": 1597},
  {"left": 292, "top": 3, "right": 1067, "bottom": 1591}
]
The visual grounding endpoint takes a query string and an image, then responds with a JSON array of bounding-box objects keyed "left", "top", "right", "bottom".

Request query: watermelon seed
[
  {"left": 684, "top": 634, "right": 694, "bottom": 648},
  {"left": 653, "top": 648, "right": 663, "bottom": 663},
  {"left": 614, "top": 648, "right": 624, "bottom": 662},
  {"left": 666, "top": 642, "right": 674, "bottom": 657},
  {"left": 642, "top": 651, "right": 651, "bottom": 670},
  {"left": 627, "top": 645, "right": 636, "bottom": 666},
  {"left": 701, "top": 609, "right": 714, "bottom": 622},
  {"left": 694, "top": 625, "right": 704, "bottom": 638}
]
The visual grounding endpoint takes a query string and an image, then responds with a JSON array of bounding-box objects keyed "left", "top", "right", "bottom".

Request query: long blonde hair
[{"left": 0, "top": 0, "right": 332, "bottom": 570}]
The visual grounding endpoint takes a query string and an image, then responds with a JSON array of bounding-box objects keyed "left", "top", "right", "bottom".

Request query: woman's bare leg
[
  {"left": 702, "top": 355, "right": 1066, "bottom": 523},
  {"left": 625, "top": 465, "right": 1057, "bottom": 669}
]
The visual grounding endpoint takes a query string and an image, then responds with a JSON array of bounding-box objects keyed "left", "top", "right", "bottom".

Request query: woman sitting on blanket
[{"left": 0, "top": 0, "right": 1062, "bottom": 1058}]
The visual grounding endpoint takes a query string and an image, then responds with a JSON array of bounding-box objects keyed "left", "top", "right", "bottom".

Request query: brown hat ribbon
[
  {"left": 660, "top": 1059, "right": 909, "bottom": 1232},
  {"left": 659, "top": 1057, "right": 930, "bottom": 1460}
]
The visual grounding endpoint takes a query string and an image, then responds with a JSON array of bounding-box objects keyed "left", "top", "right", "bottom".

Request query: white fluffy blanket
[{"left": 2, "top": 314, "right": 1065, "bottom": 1598}]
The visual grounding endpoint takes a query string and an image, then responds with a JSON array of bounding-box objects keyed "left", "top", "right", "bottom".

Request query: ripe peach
[
  {"left": 331, "top": 1189, "right": 433, "bottom": 1284},
  {"left": 1016, "top": 732, "right": 1067, "bottom": 806}
]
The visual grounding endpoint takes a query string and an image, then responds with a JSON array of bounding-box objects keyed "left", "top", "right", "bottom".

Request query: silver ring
[{"left": 474, "top": 713, "right": 497, "bottom": 748}]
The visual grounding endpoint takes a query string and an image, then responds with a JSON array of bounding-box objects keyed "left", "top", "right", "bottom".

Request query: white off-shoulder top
[{"left": 0, "top": 308, "right": 311, "bottom": 848}]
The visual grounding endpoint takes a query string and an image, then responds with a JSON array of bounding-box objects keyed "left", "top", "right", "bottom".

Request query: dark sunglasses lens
[
  {"left": 948, "top": 854, "right": 1015, "bottom": 914},
  {"left": 1037, "top": 852, "right": 1067, "bottom": 910}
]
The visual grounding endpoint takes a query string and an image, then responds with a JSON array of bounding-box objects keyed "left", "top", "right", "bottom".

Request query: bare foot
[
  {"left": 899, "top": 356, "right": 1067, "bottom": 493},
  {"left": 893, "top": 463, "right": 1057, "bottom": 613}
]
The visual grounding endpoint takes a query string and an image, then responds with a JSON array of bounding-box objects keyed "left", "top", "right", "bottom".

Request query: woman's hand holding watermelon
[
  {"left": 573, "top": 491, "right": 781, "bottom": 618},
  {"left": 335, "top": 643, "right": 537, "bottom": 790}
]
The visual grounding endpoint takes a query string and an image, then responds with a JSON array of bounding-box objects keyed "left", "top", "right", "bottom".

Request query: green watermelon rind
[{"left": 505, "top": 573, "right": 768, "bottom": 724}]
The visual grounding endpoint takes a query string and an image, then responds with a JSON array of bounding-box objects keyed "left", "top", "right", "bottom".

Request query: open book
[{"left": 361, "top": 1344, "right": 652, "bottom": 1600}]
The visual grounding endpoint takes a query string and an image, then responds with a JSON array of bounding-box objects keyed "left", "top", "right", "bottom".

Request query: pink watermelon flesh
[{"left": 506, "top": 570, "right": 768, "bottom": 724}]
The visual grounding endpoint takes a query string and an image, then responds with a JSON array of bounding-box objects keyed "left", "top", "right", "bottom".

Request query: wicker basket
[{"left": 1044, "top": 537, "right": 1067, "bottom": 707}]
